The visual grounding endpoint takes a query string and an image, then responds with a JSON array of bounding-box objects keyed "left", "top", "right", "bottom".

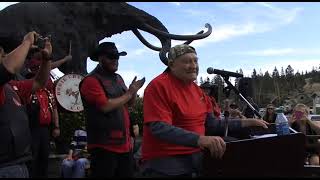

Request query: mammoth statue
[{"left": 0, "top": 2, "right": 212, "bottom": 74}]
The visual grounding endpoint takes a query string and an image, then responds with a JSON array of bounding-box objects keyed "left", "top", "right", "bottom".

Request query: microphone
[{"left": 207, "top": 67, "right": 243, "bottom": 78}]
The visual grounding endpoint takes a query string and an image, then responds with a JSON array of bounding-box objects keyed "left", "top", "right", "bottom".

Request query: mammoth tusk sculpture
[{"left": 0, "top": 2, "right": 212, "bottom": 73}]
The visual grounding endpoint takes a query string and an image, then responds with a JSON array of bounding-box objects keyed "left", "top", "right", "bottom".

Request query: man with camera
[
  {"left": 20, "top": 35, "right": 61, "bottom": 178},
  {"left": 0, "top": 31, "right": 52, "bottom": 178}
]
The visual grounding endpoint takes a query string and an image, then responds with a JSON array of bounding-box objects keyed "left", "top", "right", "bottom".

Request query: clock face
[{"left": 55, "top": 74, "right": 84, "bottom": 112}]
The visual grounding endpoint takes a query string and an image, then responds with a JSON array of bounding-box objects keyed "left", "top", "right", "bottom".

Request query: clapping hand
[{"left": 128, "top": 76, "right": 145, "bottom": 95}]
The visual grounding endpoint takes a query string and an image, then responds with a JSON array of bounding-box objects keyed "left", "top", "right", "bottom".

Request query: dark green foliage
[
  {"left": 56, "top": 110, "right": 85, "bottom": 153},
  {"left": 129, "top": 96, "right": 144, "bottom": 134}
]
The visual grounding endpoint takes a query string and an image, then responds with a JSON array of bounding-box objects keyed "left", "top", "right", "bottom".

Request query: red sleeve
[
  {"left": 143, "top": 81, "right": 173, "bottom": 125},
  {"left": 0, "top": 85, "right": 4, "bottom": 106},
  {"left": 80, "top": 76, "right": 108, "bottom": 109},
  {"left": 9, "top": 80, "right": 34, "bottom": 104}
]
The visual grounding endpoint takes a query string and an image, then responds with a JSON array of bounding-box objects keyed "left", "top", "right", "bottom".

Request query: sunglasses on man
[{"left": 104, "top": 53, "right": 120, "bottom": 60}]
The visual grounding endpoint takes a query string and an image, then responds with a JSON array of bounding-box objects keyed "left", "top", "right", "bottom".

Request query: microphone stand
[
  {"left": 221, "top": 75, "right": 296, "bottom": 134},
  {"left": 221, "top": 75, "right": 261, "bottom": 119},
  {"left": 224, "top": 108, "right": 230, "bottom": 137}
]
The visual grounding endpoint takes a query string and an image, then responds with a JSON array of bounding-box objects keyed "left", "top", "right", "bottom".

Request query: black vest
[
  {"left": 0, "top": 84, "right": 32, "bottom": 167},
  {"left": 80, "top": 66, "right": 128, "bottom": 145}
]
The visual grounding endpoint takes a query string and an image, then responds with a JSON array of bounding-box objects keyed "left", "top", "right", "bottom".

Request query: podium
[{"left": 201, "top": 132, "right": 306, "bottom": 177}]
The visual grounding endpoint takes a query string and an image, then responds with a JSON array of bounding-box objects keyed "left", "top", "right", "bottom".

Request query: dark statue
[{"left": 0, "top": 2, "right": 212, "bottom": 74}]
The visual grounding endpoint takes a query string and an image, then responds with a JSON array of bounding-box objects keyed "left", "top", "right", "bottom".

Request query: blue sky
[{"left": 1, "top": 2, "right": 320, "bottom": 96}]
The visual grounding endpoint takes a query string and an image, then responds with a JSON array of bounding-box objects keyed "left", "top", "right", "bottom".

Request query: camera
[{"left": 35, "top": 35, "right": 51, "bottom": 49}]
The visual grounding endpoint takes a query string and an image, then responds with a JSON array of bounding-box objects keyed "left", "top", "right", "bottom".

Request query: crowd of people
[{"left": 1, "top": 31, "right": 320, "bottom": 178}]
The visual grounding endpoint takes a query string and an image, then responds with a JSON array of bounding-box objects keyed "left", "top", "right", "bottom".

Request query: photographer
[
  {"left": 0, "top": 31, "right": 51, "bottom": 178},
  {"left": 20, "top": 36, "right": 59, "bottom": 178}
]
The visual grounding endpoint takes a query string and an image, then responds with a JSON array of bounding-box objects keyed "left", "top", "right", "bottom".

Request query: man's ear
[{"left": 168, "top": 59, "right": 174, "bottom": 68}]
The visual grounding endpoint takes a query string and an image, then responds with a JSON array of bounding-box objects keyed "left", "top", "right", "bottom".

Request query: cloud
[
  {"left": 255, "top": 2, "right": 302, "bottom": 24},
  {"left": 179, "top": 3, "right": 302, "bottom": 49},
  {"left": 256, "top": 2, "right": 275, "bottom": 9},
  {"left": 237, "top": 48, "right": 320, "bottom": 56},
  {"left": 168, "top": 2, "right": 182, "bottom": 6},
  {"left": 182, "top": 9, "right": 213, "bottom": 18},
  {"left": 190, "top": 22, "right": 259, "bottom": 48}
]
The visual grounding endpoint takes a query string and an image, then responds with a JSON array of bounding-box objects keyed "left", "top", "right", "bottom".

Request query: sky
[{"left": 1, "top": 2, "right": 320, "bottom": 96}]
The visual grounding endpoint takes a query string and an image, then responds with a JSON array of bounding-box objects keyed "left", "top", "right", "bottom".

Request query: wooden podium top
[{"left": 201, "top": 132, "right": 306, "bottom": 177}]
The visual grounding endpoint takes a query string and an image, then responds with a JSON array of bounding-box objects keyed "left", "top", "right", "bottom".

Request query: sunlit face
[
  {"left": 169, "top": 53, "right": 199, "bottom": 83},
  {"left": 99, "top": 54, "right": 119, "bottom": 73}
]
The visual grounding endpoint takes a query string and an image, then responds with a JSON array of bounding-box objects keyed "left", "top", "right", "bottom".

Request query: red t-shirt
[
  {"left": 80, "top": 76, "right": 131, "bottom": 153},
  {"left": 5, "top": 80, "right": 34, "bottom": 105},
  {"left": 10, "top": 79, "right": 55, "bottom": 125},
  {"left": 35, "top": 79, "right": 55, "bottom": 125},
  {"left": 142, "top": 72, "right": 212, "bottom": 161}
]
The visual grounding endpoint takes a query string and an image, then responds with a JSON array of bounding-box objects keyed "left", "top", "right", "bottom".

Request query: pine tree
[
  {"left": 200, "top": 77, "right": 204, "bottom": 84},
  {"left": 281, "top": 67, "right": 285, "bottom": 77},
  {"left": 259, "top": 68, "right": 263, "bottom": 76},
  {"left": 206, "top": 77, "right": 210, "bottom": 82},
  {"left": 239, "top": 68, "right": 243, "bottom": 75},
  {"left": 264, "top": 71, "right": 270, "bottom": 78},
  {"left": 252, "top": 69, "right": 257, "bottom": 79},
  {"left": 272, "top": 66, "right": 279, "bottom": 78},
  {"left": 285, "top": 65, "right": 294, "bottom": 78}
]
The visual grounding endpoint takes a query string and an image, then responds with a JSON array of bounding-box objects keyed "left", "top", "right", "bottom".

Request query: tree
[
  {"left": 213, "top": 75, "right": 224, "bottom": 104},
  {"left": 200, "top": 77, "right": 204, "bottom": 84},
  {"left": 264, "top": 71, "right": 270, "bottom": 78},
  {"left": 206, "top": 77, "right": 210, "bottom": 82},
  {"left": 272, "top": 66, "right": 280, "bottom": 78},
  {"left": 239, "top": 68, "right": 243, "bottom": 75},
  {"left": 285, "top": 65, "right": 294, "bottom": 78},
  {"left": 252, "top": 69, "right": 257, "bottom": 79},
  {"left": 280, "top": 67, "right": 285, "bottom": 77},
  {"left": 259, "top": 68, "right": 263, "bottom": 77},
  {"left": 210, "top": 77, "right": 215, "bottom": 85}
]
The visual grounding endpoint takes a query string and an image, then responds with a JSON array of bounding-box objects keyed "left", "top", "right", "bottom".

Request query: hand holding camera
[
  {"left": 34, "top": 35, "right": 52, "bottom": 61},
  {"left": 23, "top": 31, "right": 39, "bottom": 47}
]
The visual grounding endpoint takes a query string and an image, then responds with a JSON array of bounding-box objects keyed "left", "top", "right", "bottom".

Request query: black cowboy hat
[{"left": 89, "top": 42, "right": 127, "bottom": 61}]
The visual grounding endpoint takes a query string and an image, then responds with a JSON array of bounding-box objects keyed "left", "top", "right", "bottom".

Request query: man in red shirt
[
  {"left": 20, "top": 44, "right": 61, "bottom": 178},
  {"left": 79, "top": 42, "right": 145, "bottom": 177},
  {"left": 0, "top": 31, "right": 52, "bottom": 178},
  {"left": 141, "top": 44, "right": 269, "bottom": 177}
]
